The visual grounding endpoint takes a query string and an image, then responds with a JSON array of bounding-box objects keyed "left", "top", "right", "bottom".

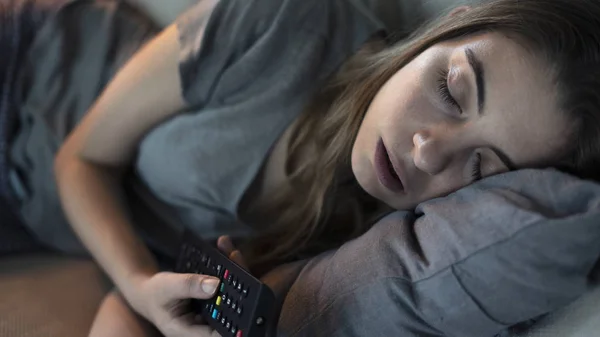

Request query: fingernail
[{"left": 201, "top": 277, "right": 219, "bottom": 294}]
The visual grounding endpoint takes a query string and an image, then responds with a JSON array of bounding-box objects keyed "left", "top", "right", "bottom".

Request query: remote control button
[
  {"left": 231, "top": 301, "right": 237, "bottom": 310},
  {"left": 217, "top": 265, "right": 223, "bottom": 276},
  {"left": 222, "top": 294, "right": 227, "bottom": 302},
  {"left": 242, "top": 287, "right": 249, "bottom": 298},
  {"left": 216, "top": 310, "right": 222, "bottom": 321},
  {"left": 236, "top": 306, "right": 243, "bottom": 316},
  {"left": 226, "top": 321, "right": 231, "bottom": 329},
  {"left": 216, "top": 296, "right": 222, "bottom": 306},
  {"left": 208, "top": 304, "right": 214, "bottom": 313},
  {"left": 227, "top": 274, "right": 233, "bottom": 284},
  {"left": 237, "top": 283, "right": 243, "bottom": 292},
  {"left": 226, "top": 298, "right": 232, "bottom": 307},
  {"left": 206, "top": 257, "right": 212, "bottom": 268},
  {"left": 224, "top": 270, "right": 230, "bottom": 279},
  {"left": 220, "top": 283, "right": 225, "bottom": 293},
  {"left": 221, "top": 317, "right": 226, "bottom": 325},
  {"left": 231, "top": 326, "right": 237, "bottom": 334},
  {"left": 212, "top": 309, "right": 218, "bottom": 320},
  {"left": 232, "top": 278, "right": 237, "bottom": 287},
  {"left": 236, "top": 330, "right": 243, "bottom": 337},
  {"left": 201, "top": 254, "right": 208, "bottom": 264}
]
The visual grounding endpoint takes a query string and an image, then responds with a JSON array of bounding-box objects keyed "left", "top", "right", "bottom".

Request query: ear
[{"left": 447, "top": 5, "right": 471, "bottom": 17}]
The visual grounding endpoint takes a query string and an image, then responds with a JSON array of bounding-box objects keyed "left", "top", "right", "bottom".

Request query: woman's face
[{"left": 351, "top": 31, "right": 571, "bottom": 210}]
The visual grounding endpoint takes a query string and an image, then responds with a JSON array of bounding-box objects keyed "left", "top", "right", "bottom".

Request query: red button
[
  {"left": 236, "top": 330, "right": 243, "bottom": 337},
  {"left": 224, "top": 270, "right": 230, "bottom": 279}
]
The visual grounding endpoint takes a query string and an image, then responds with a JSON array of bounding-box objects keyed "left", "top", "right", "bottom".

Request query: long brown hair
[{"left": 240, "top": 0, "right": 600, "bottom": 275}]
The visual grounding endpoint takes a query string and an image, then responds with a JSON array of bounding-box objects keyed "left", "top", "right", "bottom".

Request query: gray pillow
[{"left": 263, "top": 169, "right": 600, "bottom": 337}]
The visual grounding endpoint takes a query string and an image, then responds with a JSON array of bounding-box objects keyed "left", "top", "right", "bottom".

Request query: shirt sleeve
[
  {"left": 176, "top": 0, "right": 311, "bottom": 108},
  {"left": 175, "top": 0, "right": 385, "bottom": 109}
]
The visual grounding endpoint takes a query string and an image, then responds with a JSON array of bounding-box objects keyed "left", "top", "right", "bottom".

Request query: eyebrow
[{"left": 465, "top": 48, "right": 486, "bottom": 115}]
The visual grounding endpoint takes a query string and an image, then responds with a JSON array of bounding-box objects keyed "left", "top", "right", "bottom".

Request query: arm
[{"left": 54, "top": 2, "right": 218, "bottom": 311}]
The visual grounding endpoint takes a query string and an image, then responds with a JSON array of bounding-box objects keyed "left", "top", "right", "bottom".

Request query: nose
[{"left": 412, "top": 128, "right": 459, "bottom": 175}]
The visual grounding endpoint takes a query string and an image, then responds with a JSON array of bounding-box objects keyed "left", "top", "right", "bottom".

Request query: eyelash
[
  {"left": 471, "top": 152, "right": 483, "bottom": 181},
  {"left": 437, "top": 69, "right": 462, "bottom": 114}
]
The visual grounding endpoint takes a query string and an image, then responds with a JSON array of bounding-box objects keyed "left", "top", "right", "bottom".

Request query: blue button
[{"left": 212, "top": 309, "right": 218, "bottom": 319}]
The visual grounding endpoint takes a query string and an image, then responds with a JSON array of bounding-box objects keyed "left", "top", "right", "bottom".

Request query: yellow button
[{"left": 216, "top": 296, "right": 222, "bottom": 306}]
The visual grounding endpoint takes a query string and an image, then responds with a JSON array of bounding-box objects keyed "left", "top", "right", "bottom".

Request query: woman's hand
[
  {"left": 130, "top": 271, "right": 222, "bottom": 337},
  {"left": 217, "top": 235, "right": 249, "bottom": 270},
  {"left": 128, "top": 235, "right": 248, "bottom": 337}
]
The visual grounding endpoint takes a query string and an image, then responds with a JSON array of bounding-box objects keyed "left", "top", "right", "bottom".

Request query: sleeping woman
[{"left": 2, "top": 0, "right": 600, "bottom": 336}]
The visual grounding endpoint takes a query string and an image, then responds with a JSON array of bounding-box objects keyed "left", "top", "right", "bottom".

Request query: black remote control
[{"left": 175, "top": 230, "right": 278, "bottom": 337}]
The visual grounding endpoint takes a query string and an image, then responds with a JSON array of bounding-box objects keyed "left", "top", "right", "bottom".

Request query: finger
[
  {"left": 159, "top": 273, "right": 220, "bottom": 302},
  {"left": 217, "top": 235, "right": 235, "bottom": 255},
  {"left": 230, "top": 250, "right": 249, "bottom": 271},
  {"left": 217, "top": 236, "right": 248, "bottom": 270},
  {"left": 194, "top": 313, "right": 207, "bottom": 325}
]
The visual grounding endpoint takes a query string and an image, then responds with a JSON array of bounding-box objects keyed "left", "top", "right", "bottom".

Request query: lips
[{"left": 374, "top": 139, "right": 405, "bottom": 193}]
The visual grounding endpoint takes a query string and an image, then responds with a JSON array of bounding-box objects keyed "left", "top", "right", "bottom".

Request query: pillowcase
[{"left": 262, "top": 168, "right": 600, "bottom": 337}]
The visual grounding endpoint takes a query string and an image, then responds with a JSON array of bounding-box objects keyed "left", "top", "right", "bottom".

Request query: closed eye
[
  {"left": 437, "top": 69, "right": 463, "bottom": 114},
  {"left": 471, "top": 152, "right": 483, "bottom": 182}
]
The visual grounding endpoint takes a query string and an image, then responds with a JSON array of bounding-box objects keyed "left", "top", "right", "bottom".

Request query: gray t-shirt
[
  {"left": 130, "top": 0, "right": 385, "bottom": 256},
  {"left": 8, "top": 0, "right": 384, "bottom": 256}
]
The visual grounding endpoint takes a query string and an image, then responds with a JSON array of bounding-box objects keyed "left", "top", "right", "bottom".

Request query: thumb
[{"left": 161, "top": 273, "right": 220, "bottom": 301}]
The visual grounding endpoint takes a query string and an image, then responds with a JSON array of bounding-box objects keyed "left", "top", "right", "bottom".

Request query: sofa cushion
[
  {"left": 0, "top": 255, "right": 110, "bottom": 337},
  {"left": 510, "top": 285, "right": 600, "bottom": 337}
]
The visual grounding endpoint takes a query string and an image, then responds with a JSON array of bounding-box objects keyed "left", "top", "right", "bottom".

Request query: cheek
[
  {"left": 418, "top": 169, "right": 468, "bottom": 202},
  {"left": 378, "top": 78, "right": 437, "bottom": 146},
  {"left": 353, "top": 63, "right": 435, "bottom": 159}
]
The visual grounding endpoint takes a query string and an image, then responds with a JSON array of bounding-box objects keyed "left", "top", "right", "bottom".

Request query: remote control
[{"left": 175, "top": 230, "right": 278, "bottom": 337}]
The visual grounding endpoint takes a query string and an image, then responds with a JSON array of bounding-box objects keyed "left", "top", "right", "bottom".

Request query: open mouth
[
  {"left": 386, "top": 154, "right": 401, "bottom": 181},
  {"left": 374, "top": 139, "right": 405, "bottom": 193}
]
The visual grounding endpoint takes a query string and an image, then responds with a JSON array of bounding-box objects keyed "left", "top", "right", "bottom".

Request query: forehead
[{"left": 447, "top": 32, "right": 570, "bottom": 167}]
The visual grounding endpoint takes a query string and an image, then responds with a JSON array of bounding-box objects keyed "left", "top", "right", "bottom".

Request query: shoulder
[
  {"left": 175, "top": 0, "right": 385, "bottom": 107},
  {"left": 178, "top": 0, "right": 385, "bottom": 44}
]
